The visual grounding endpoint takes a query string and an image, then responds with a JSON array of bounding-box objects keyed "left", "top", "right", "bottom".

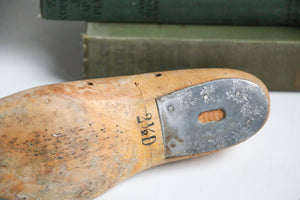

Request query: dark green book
[
  {"left": 83, "top": 23, "right": 300, "bottom": 91},
  {"left": 41, "top": 0, "right": 300, "bottom": 25}
]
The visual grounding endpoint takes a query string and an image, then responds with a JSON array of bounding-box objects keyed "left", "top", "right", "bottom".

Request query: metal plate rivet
[
  {"left": 168, "top": 105, "right": 175, "bottom": 112},
  {"left": 235, "top": 90, "right": 241, "bottom": 96}
]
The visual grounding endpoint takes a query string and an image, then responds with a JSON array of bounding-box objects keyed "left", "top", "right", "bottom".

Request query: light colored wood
[
  {"left": 198, "top": 109, "right": 225, "bottom": 124},
  {"left": 0, "top": 69, "right": 269, "bottom": 200}
]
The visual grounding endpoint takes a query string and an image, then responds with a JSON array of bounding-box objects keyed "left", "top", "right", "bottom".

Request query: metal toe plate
[{"left": 156, "top": 79, "right": 269, "bottom": 158}]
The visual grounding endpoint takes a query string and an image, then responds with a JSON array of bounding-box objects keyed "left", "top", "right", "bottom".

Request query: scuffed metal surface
[{"left": 156, "top": 79, "right": 268, "bottom": 158}]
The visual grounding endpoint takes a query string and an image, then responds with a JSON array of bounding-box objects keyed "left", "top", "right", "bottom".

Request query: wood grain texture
[{"left": 0, "top": 69, "right": 269, "bottom": 200}]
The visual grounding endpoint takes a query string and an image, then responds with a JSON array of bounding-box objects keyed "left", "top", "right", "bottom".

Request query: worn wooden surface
[{"left": 0, "top": 69, "right": 269, "bottom": 200}]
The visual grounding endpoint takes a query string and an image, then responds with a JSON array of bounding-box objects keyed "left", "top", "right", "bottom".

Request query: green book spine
[
  {"left": 41, "top": 0, "right": 300, "bottom": 25},
  {"left": 83, "top": 23, "right": 300, "bottom": 91}
]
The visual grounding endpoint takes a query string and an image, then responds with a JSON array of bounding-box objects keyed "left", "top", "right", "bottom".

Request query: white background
[{"left": 0, "top": 1, "right": 300, "bottom": 200}]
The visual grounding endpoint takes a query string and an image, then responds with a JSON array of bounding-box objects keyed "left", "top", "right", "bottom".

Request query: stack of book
[{"left": 40, "top": 0, "right": 300, "bottom": 91}]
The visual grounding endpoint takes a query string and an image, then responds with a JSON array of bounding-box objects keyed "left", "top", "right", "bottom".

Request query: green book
[
  {"left": 83, "top": 23, "right": 300, "bottom": 91},
  {"left": 40, "top": 0, "right": 300, "bottom": 25}
]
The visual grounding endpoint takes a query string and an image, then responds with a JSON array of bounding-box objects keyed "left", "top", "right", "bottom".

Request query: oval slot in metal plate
[{"left": 156, "top": 79, "right": 269, "bottom": 158}]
